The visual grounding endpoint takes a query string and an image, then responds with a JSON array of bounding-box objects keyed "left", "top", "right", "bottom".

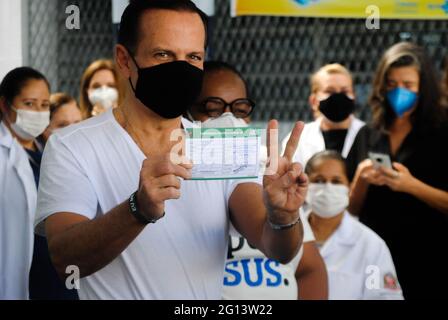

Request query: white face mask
[
  {"left": 88, "top": 86, "right": 118, "bottom": 110},
  {"left": 306, "top": 182, "right": 349, "bottom": 218},
  {"left": 201, "top": 112, "right": 248, "bottom": 128},
  {"left": 10, "top": 107, "right": 50, "bottom": 140}
]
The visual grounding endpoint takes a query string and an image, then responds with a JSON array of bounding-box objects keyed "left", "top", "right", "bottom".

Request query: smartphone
[{"left": 368, "top": 152, "right": 392, "bottom": 169}]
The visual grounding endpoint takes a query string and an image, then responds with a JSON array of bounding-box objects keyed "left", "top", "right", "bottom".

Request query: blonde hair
[
  {"left": 310, "top": 63, "right": 353, "bottom": 93},
  {"left": 79, "top": 59, "right": 123, "bottom": 119}
]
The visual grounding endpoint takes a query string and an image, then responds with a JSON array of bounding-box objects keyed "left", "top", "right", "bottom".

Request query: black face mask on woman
[
  {"left": 128, "top": 53, "right": 204, "bottom": 119},
  {"left": 318, "top": 93, "right": 355, "bottom": 123}
]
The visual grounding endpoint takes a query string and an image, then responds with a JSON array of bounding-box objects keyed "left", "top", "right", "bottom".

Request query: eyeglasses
[{"left": 197, "top": 97, "right": 255, "bottom": 118}]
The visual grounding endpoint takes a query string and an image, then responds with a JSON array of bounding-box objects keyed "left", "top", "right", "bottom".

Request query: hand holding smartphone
[{"left": 368, "top": 152, "right": 393, "bottom": 170}]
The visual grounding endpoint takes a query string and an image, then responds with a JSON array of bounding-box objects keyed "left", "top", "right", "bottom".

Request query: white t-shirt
[
  {"left": 35, "top": 109, "right": 259, "bottom": 300},
  {"left": 222, "top": 210, "right": 315, "bottom": 300}
]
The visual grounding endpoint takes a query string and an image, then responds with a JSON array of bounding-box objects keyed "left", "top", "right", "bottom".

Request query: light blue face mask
[{"left": 386, "top": 87, "right": 418, "bottom": 117}]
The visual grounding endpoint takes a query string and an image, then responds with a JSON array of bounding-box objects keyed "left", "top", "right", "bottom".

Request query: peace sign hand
[{"left": 263, "top": 120, "right": 308, "bottom": 225}]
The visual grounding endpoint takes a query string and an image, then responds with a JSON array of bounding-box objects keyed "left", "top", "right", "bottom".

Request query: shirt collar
[
  {"left": 333, "top": 211, "right": 361, "bottom": 246},
  {"left": 311, "top": 211, "right": 362, "bottom": 258}
]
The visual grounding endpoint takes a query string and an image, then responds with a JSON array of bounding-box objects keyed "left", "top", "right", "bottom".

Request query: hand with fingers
[
  {"left": 136, "top": 154, "right": 193, "bottom": 222},
  {"left": 356, "top": 159, "right": 387, "bottom": 187},
  {"left": 263, "top": 120, "right": 308, "bottom": 227},
  {"left": 378, "top": 162, "right": 417, "bottom": 193}
]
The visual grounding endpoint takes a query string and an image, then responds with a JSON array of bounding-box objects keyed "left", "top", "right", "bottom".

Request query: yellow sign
[{"left": 231, "top": 0, "right": 448, "bottom": 19}]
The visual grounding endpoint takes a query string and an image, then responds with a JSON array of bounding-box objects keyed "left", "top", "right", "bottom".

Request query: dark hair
[
  {"left": 0, "top": 67, "right": 50, "bottom": 105},
  {"left": 204, "top": 61, "right": 243, "bottom": 79},
  {"left": 0, "top": 67, "right": 50, "bottom": 120},
  {"left": 305, "top": 150, "right": 348, "bottom": 177},
  {"left": 442, "top": 57, "right": 448, "bottom": 109},
  {"left": 370, "top": 42, "right": 447, "bottom": 134},
  {"left": 118, "top": 0, "right": 208, "bottom": 54},
  {"left": 50, "top": 93, "right": 78, "bottom": 120},
  {"left": 204, "top": 60, "right": 249, "bottom": 94}
]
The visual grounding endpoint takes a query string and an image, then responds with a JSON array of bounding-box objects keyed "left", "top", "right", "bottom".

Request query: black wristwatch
[{"left": 129, "top": 191, "right": 165, "bottom": 225}]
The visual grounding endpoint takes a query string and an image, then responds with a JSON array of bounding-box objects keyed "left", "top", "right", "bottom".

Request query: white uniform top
[
  {"left": 0, "top": 121, "right": 36, "bottom": 299},
  {"left": 311, "top": 211, "right": 404, "bottom": 300},
  {"left": 35, "top": 109, "right": 259, "bottom": 300},
  {"left": 222, "top": 210, "right": 315, "bottom": 300},
  {"left": 281, "top": 116, "right": 365, "bottom": 166}
]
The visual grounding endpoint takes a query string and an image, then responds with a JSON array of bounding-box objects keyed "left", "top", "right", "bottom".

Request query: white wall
[
  {"left": 112, "top": 0, "right": 128, "bottom": 24},
  {"left": 192, "top": 0, "right": 215, "bottom": 16},
  {"left": 0, "top": 0, "right": 26, "bottom": 80}
]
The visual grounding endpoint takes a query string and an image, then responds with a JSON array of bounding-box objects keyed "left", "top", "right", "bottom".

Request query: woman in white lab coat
[
  {"left": 0, "top": 67, "right": 51, "bottom": 299},
  {"left": 0, "top": 67, "right": 77, "bottom": 300},
  {"left": 282, "top": 64, "right": 364, "bottom": 170},
  {"left": 0, "top": 107, "right": 37, "bottom": 299},
  {"left": 304, "top": 150, "right": 404, "bottom": 300}
]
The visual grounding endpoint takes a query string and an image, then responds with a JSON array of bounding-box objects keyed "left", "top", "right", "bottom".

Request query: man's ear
[{"left": 115, "top": 44, "right": 133, "bottom": 79}]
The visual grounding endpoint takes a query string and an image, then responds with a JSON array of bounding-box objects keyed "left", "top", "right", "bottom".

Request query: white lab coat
[
  {"left": 282, "top": 116, "right": 365, "bottom": 166},
  {"left": 0, "top": 121, "right": 36, "bottom": 299},
  {"left": 312, "top": 211, "right": 404, "bottom": 300}
]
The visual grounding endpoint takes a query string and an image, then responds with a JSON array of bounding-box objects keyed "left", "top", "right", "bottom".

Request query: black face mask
[
  {"left": 129, "top": 55, "right": 204, "bottom": 119},
  {"left": 318, "top": 93, "right": 355, "bottom": 123}
]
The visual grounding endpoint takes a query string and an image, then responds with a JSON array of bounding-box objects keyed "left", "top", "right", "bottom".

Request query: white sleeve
[
  {"left": 300, "top": 209, "right": 315, "bottom": 243},
  {"left": 363, "top": 240, "right": 404, "bottom": 300},
  {"left": 225, "top": 176, "right": 263, "bottom": 204},
  {"left": 35, "top": 134, "right": 98, "bottom": 231}
]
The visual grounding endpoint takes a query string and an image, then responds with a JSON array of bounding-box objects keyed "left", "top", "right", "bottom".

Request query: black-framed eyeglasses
[{"left": 197, "top": 97, "right": 255, "bottom": 119}]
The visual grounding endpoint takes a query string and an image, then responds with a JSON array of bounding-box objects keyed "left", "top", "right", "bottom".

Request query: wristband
[
  {"left": 268, "top": 215, "right": 301, "bottom": 231},
  {"left": 129, "top": 191, "right": 165, "bottom": 225}
]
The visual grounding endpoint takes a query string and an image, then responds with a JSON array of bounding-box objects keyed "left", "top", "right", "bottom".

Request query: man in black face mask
[
  {"left": 35, "top": 0, "right": 308, "bottom": 300},
  {"left": 282, "top": 63, "right": 365, "bottom": 167}
]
